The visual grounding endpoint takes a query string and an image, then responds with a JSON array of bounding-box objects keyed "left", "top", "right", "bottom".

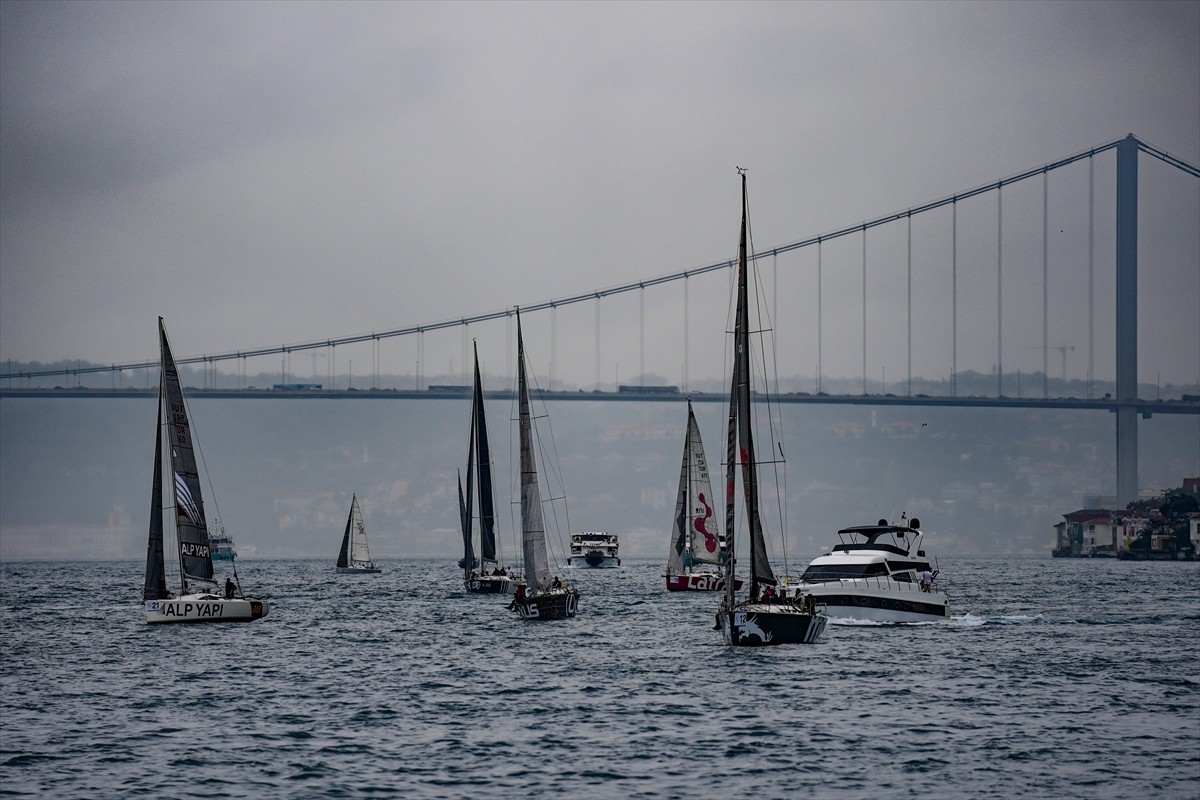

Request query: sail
[
  {"left": 669, "top": 401, "right": 721, "bottom": 574},
  {"left": 727, "top": 175, "right": 776, "bottom": 595},
  {"left": 667, "top": 422, "right": 689, "bottom": 576},
  {"left": 337, "top": 497, "right": 353, "bottom": 568},
  {"left": 516, "top": 313, "right": 550, "bottom": 594},
  {"left": 471, "top": 344, "right": 498, "bottom": 564},
  {"left": 458, "top": 470, "right": 474, "bottom": 572},
  {"left": 158, "top": 318, "right": 214, "bottom": 585},
  {"left": 347, "top": 495, "right": 373, "bottom": 564},
  {"left": 462, "top": 394, "right": 477, "bottom": 572},
  {"left": 143, "top": 386, "right": 170, "bottom": 601},
  {"left": 685, "top": 404, "right": 722, "bottom": 566}
]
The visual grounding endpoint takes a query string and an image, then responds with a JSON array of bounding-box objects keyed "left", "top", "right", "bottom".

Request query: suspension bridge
[{"left": 3, "top": 134, "right": 1199, "bottom": 506}]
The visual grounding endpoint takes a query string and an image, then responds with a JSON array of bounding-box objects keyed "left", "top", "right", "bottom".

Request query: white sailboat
[
  {"left": 716, "top": 171, "right": 826, "bottom": 646},
  {"left": 507, "top": 310, "right": 580, "bottom": 621},
  {"left": 459, "top": 342, "right": 516, "bottom": 594},
  {"left": 143, "top": 317, "right": 269, "bottom": 624},
  {"left": 336, "top": 494, "right": 381, "bottom": 574},
  {"left": 665, "top": 399, "right": 741, "bottom": 592}
]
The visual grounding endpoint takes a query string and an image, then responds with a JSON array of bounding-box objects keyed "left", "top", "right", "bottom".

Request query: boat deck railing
[{"left": 781, "top": 574, "right": 941, "bottom": 594}]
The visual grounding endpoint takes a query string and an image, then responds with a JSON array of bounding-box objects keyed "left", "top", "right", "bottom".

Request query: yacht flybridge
[{"left": 783, "top": 515, "right": 949, "bottom": 623}]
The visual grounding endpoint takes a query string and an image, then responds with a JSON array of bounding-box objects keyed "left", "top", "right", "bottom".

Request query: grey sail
[
  {"left": 158, "top": 317, "right": 214, "bottom": 585},
  {"left": 517, "top": 313, "right": 550, "bottom": 595},
  {"left": 143, "top": 385, "right": 170, "bottom": 601}
]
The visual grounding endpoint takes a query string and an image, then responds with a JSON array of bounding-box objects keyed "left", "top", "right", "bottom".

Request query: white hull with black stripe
[{"left": 785, "top": 515, "right": 949, "bottom": 623}]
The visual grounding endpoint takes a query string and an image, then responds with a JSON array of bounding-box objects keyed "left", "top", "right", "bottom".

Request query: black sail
[
  {"left": 471, "top": 343, "right": 498, "bottom": 564},
  {"left": 143, "top": 386, "right": 170, "bottom": 601},
  {"left": 458, "top": 471, "right": 474, "bottom": 572},
  {"left": 337, "top": 500, "right": 353, "bottom": 569},
  {"left": 158, "top": 318, "right": 214, "bottom": 585},
  {"left": 726, "top": 173, "right": 777, "bottom": 598}
]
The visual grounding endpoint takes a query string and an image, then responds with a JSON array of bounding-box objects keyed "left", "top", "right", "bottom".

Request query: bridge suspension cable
[{"left": 3, "top": 134, "right": 1196, "bottom": 383}]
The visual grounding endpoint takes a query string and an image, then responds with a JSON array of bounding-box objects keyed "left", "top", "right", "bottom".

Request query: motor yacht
[{"left": 782, "top": 515, "right": 948, "bottom": 623}]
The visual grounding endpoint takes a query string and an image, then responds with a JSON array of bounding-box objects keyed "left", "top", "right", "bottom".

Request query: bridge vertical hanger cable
[
  {"left": 952, "top": 198, "right": 958, "bottom": 397},
  {"left": 551, "top": 305, "right": 557, "bottom": 390},
  {"left": 862, "top": 225, "right": 868, "bottom": 396},
  {"left": 1043, "top": 169, "right": 1050, "bottom": 399},
  {"left": 817, "top": 238, "right": 823, "bottom": 395},
  {"left": 683, "top": 275, "right": 689, "bottom": 393},
  {"left": 1088, "top": 154, "right": 1095, "bottom": 399},
  {"left": 907, "top": 211, "right": 913, "bottom": 397},
  {"left": 997, "top": 183, "right": 1004, "bottom": 397},
  {"left": 639, "top": 286, "right": 645, "bottom": 386}
]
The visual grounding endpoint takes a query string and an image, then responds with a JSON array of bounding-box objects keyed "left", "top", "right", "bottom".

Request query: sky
[{"left": 1, "top": 0, "right": 1198, "bottom": 390}]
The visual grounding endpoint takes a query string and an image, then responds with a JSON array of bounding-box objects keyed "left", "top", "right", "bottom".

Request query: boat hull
[
  {"left": 718, "top": 603, "right": 827, "bottom": 646},
  {"left": 466, "top": 575, "right": 516, "bottom": 595},
  {"left": 665, "top": 573, "right": 743, "bottom": 592},
  {"left": 145, "top": 594, "right": 269, "bottom": 624},
  {"left": 568, "top": 554, "right": 620, "bottom": 568},
  {"left": 791, "top": 581, "right": 949, "bottom": 623},
  {"left": 509, "top": 589, "right": 580, "bottom": 620},
  {"left": 337, "top": 566, "right": 381, "bottom": 574}
]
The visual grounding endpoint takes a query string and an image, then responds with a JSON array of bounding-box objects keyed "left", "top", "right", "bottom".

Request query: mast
[{"left": 516, "top": 311, "right": 550, "bottom": 595}]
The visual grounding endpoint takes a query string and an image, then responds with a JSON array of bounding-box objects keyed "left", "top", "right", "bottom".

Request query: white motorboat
[
  {"left": 568, "top": 531, "right": 620, "bottom": 568},
  {"left": 782, "top": 515, "right": 949, "bottom": 623}
]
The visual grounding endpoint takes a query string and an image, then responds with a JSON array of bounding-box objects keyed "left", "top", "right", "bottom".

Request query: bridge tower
[{"left": 1115, "top": 135, "right": 1138, "bottom": 507}]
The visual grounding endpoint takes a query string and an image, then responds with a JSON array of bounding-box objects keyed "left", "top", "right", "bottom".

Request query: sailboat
[
  {"left": 665, "top": 399, "right": 742, "bottom": 592},
  {"left": 507, "top": 310, "right": 580, "bottom": 620},
  {"left": 459, "top": 342, "right": 516, "bottom": 594},
  {"left": 143, "top": 317, "right": 269, "bottom": 624},
  {"left": 336, "top": 494, "right": 381, "bottom": 574},
  {"left": 716, "top": 171, "right": 826, "bottom": 646}
]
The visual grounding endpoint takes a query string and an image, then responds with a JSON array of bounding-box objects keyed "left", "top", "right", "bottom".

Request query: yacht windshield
[{"left": 801, "top": 563, "right": 889, "bottom": 581}]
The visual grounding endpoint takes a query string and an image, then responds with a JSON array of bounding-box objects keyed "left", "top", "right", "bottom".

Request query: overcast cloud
[{"left": 1, "top": 1, "right": 1197, "bottom": 387}]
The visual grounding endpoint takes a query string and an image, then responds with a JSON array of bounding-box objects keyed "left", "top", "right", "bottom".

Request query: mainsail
[
  {"left": 668, "top": 400, "right": 722, "bottom": 575},
  {"left": 517, "top": 313, "right": 550, "bottom": 595},
  {"left": 724, "top": 172, "right": 777, "bottom": 601},
  {"left": 158, "top": 317, "right": 214, "bottom": 586},
  {"left": 471, "top": 343, "right": 498, "bottom": 564}
]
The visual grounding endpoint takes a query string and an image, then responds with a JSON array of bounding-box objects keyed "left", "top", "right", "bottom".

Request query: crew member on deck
[{"left": 225, "top": 577, "right": 236, "bottom": 599}]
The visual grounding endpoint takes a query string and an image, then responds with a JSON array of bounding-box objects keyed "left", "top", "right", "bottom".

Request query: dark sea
[{"left": 2, "top": 556, "right": 1198, "bottom": 799}]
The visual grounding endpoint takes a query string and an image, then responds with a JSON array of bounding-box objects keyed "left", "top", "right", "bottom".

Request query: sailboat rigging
[
  {"left": 143, "top": 317, "right": 269, "bottom": 624},
  {"left": 460, "top": 341, "right": 516, "bottom": 594},
  {"left": 716, "top": 171, "right": 826, "bottom": 646},
  {"left": 506, "top": 310, "right": 580, "bottom": 620},
  {"left": 336, "top": 493, "right": 381, "bottom": 574}
]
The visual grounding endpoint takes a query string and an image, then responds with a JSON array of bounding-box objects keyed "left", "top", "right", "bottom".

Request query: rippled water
[{"left": 2, "top": 556, "right": 1198, "bottom": 799}]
